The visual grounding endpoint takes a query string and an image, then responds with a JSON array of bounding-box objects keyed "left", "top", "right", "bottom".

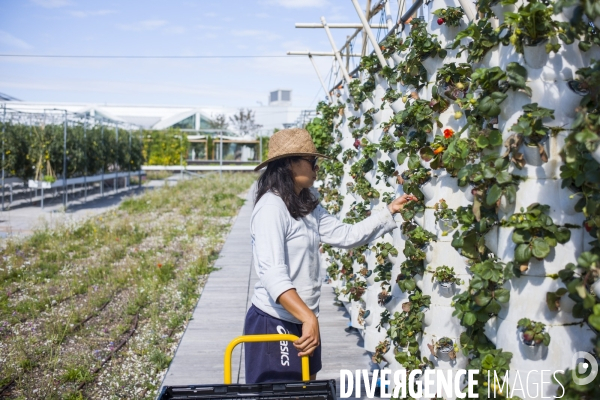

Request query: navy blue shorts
[{"left": 243, "top": 304, "right": 322, "bottom": 383}]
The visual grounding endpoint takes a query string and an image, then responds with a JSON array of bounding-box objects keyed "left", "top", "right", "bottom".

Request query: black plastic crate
[{"left": 158, "top": 379, "right": 336, "bottom": 400}]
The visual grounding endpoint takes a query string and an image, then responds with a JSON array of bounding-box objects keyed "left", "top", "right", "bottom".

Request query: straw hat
[{"left": 254, "top": 127, "right": 334, "bottom": 171}]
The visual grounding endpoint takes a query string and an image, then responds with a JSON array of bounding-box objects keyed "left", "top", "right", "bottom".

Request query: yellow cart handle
[{"left": 224, "top": 334, "right": 310, "bottom": 384}]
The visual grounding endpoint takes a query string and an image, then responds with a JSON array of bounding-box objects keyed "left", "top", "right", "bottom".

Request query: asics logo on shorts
[{"left": 276, "top": 325, "right": 290, "bottom": 367}]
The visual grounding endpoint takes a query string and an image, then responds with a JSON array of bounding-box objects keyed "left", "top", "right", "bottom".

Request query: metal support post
[
  {"left": 321, "top": 17, "right": 352, "bottom": 83},
  {"left": 308, "top": 55, "right": 330, "bottom": 101},
  {"left": 384, "top": 0, "right": 394, "bottom": 31},
  {"left": 128, "top": 130, "right": 132, "bottom": 189},
  {"left": 101, "top": 124, "right": 104, "bottom": 197},
  {"left": 63, "top": 110, "right": 67, "bottom": 209},
  {"left": 259, "top": 135, "right": 262, "bottom": 163},
  {"left": 180, "top": 135, "right": 183, "bottom": 180},
  {"left": 138, "top": 129, "right": 142, "bottom": 188},
  {"left": 41, "top": 186, "right": 44, "bottom": 209},
  {"left": 115, "top": 124, "right": 119, "bottom": 193},
  {"left": 83, "top": 120, "right": 87, "bottom": 202},
  {"left": 457, "top": 0, "right": 476, "bottom": 22},
  {"left": 1, "top": 104, "right": 6, "bottom": 212},
  {"left": 219, "top": 133, "right": 223, "bottom": 178},
  {"left": 351, "top": 0, "right": 389, "bottom": 68}
]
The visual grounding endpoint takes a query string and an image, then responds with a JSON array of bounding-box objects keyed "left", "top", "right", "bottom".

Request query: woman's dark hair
[{"left": 255, "top": 156, "right": 319, "bottom": 219}]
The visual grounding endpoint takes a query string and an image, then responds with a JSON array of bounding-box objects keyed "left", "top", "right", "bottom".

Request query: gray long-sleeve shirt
[{"left": 250, "top": 191, "right": 398, "bottom": 324}]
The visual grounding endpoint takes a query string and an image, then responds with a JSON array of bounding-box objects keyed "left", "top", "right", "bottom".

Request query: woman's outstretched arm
[{"left": 317, "top": 193, "right": 418, "bottom": 248}]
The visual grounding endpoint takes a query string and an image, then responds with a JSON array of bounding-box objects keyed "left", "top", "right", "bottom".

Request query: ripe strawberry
[
  {"left": 522, "top": 330, "right": 535, "bottom": 343},
  {"left": 437, "top": 18, "right": 445, "bottom": 25},
  {"left": 584, "top": 222, "right": 592, "bottom": 232},
  {"left": 354, "top": 139, "right": 361, "bottom": 149}
]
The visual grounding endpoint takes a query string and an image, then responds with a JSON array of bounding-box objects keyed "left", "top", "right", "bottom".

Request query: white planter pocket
[
  {"left": 523, "top": 41, "right": 550, "bottom": 69},
  {"left": 520, "top": 140, "right": 550, "bottom": 167},
  {"left": 559, "top": 185, "right": 583, "bottom": 215},
  {"left": 390, "top": 97, "right": 404, "bottom": 113}
]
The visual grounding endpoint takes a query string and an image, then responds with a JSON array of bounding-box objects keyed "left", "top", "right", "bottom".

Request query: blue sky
[{"left": 0, "top": 0, "right": 400, "bottom": 109}]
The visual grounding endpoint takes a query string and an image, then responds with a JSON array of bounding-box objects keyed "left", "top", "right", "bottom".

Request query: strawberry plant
[
  {"left": 399, "top": 198, "right": 425, "bottom": 222},
  {"left": 342, "top": 148, "right": 357, "bottom": 163},
  {"left": 378, "top": 132, "right": 396, "bottom": 153},
  {"left": 433, "top": 199, "right": 459, "bottom": 234},
  {"left": 517, "top": 318, "right": 551, "bottom": 346},
  {"left": 503, "top": 0, "right": 564, "bottom": 54},
  {"left": 505, "top": 203, "right": 572, "bottom": 272},
  {"left": 451, "top": 18, "right": 501, "bottom": 63},
  {"left": 431, "top": 266, "right": 463, "bottom": 286},
  {"left": 402, "top": 223, "right": 438, "bottom": 248},
  {"left": 435, "top": 62, "right": 472, "bottom": 94},
  {"left": 432, "top": 6, "right": 465, "bottom": 27},
  {"left": 452, "top": 259, "right": 511, "bottom": 352},
  {"left": 381, "top": 88, "right": 402, "bottom": 108},
  {"left": 376, "top": 160, "right": 397, "bottom": 186},
  {"left": 396, "top": 19, "right": 447, "bottom": 88},
  {"left": 371, "top": 241, "right": 399, "bottom": 265},
  {"left": 506, "top": 103, "right": 556, "bottom": 166}
]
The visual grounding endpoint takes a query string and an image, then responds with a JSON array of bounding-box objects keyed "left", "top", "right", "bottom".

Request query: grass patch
[{"left": 0, "top": 172, "right": 256, "bottom": 399}]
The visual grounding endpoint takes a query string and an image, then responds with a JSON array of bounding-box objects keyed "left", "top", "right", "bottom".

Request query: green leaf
[
  {"left": 512, "top": 229, "right": 531, "bottom": 244},
  {"left": 463, "top": 312, "right": 477, "bottom": 326},
  {"left": 475, "top": 292, "right": 492, "bottom": 306},
  {"left": 489, "top": 130, "right": 503, "bottom": 146},
  {"left": 514, "top": 243, "right": 532, "bottom": 263},
  {"left": 397, "top": 152, "right": 408, "bottom": 165},
  {"left": 486, "top": 184, "right": 502, "bottom": 206},
  {"left": 554, "top": 227, "right": 571, "bottom": 244},
  {"left": 476, "top": 135, "right": 490, "bottom": 148},
  {"left": 494, "top": 288, "right": 510, "bottom": 303},
  {"left": 588, "top": 314, "right": 600, "bottom": 331},
  {"left": 496, "top": 171, "right": 511, "bottom": 185},
  {"left": 531, "top": 237, "right": 551, "bottom": 259}
]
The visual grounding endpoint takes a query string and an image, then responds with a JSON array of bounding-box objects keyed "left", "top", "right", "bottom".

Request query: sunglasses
[{"left": 300, "top": 157, "right": 318, "bottom": 171}]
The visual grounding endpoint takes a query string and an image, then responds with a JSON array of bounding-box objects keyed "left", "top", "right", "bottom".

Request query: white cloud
[
  {"left": 69, "top": 10, "right": 116, "bottom": 18},
  {"left": 30, "top": 0, "right": 70, "bottom": 8},
  {"left": 195, "top": 24, "right": 222, "bottom": 30},
  {"left": 262, "top": 0, "right": 328, "bottom": 8},
  {"left": 204, "top": 12, "right": 217, "bottom": 17},
  {"left": 163, "top": 26, "right": 185, "bottom": 35},
  {"left": 255, "top": 12, "right": 270, "bottom": 18},
  {"left": 117, "top": 20, "right": 168, "bottom": 31},
  {"left": 0, "top": 31, "right": 33, "bottom": 50}
]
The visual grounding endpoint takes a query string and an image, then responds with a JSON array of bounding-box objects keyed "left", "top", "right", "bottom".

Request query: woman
[{"left": 245, "top": 127, "right": 416, "bottom": 383}]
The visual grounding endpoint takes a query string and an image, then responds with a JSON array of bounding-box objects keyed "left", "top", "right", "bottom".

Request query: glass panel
[
  {"left": 281, "top": 90, "right": 291, "bottom": 101},
  {"left": 171, "top": 115, "right": 195, "bottom": 130},
  {"left": 270, "top": 91, "right": 278, "bottom": 102}
]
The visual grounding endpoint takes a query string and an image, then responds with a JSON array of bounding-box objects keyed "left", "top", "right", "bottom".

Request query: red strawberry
[
  {"left": 353, "top": 139, "right": 361, "bottom": 149},
  {"left": 584, "top": 222, "right": 592, "bottom": 232},
  {"left": 437, "top": 18, "right": 445, "bottom": 25}
]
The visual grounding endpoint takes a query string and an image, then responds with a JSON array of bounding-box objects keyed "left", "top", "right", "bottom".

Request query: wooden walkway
[{"left": 159, "top": 186, "right": 371, "bottom": 399}]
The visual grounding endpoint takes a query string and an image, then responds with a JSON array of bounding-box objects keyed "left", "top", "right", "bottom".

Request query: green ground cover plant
[{"left": 0, "top": 172, "right": 255, "bottom": 399}]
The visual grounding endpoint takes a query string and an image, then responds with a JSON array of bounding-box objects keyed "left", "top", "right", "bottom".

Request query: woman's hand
[
  {"left": 294, "top": 315, "right": 320, "bottom": 357},
  {"left": 277, "top": 289, "right": 320, "bottom": 357},
  {"left": 388, "top": 193, "right": 419, "bottom": 214}
]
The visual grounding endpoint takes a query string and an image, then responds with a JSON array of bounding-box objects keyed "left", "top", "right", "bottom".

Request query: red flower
[
  {"left": 157, "top": 263, "right": 162, "bottom": 268},
  {"left": 443, "top": 128, "right": 455, "bottom": 139}
]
